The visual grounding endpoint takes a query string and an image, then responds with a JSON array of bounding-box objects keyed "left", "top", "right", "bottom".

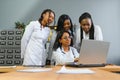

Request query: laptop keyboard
[
  {"left": 65, "top": 62, "right": 106, "bottom": 68},
  {"left": 0, "top": 29, "right": 23, "bottom": 66}
]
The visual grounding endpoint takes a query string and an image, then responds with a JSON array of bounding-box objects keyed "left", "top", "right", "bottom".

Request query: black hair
[
  {"left": 53, "top": 30, "right": 73, "bottom": 51},
  {"left": 79, "top": 12, "right": 94, "bottom": 41},
  {"left": 56, "top": 14, "right": 74, "bottom": 37},
  {"left": 38, "top": 9, "right": 55, "bottom": 26}
]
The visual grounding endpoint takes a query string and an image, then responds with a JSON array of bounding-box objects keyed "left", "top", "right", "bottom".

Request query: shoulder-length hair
[{"left": 53, "top": 30, "right": 73, "bottom": 51}]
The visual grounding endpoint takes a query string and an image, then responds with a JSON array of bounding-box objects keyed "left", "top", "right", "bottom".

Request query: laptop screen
[{"left": 78, "top": 39, "right": 110, "bottom": 65}]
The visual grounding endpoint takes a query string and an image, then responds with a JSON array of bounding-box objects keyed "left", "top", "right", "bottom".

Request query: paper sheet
[
  {"left": 17, "top": 68, "right": 52, "bottom": 72},
  {"left": 0, "top": 66, "right": 16, "bottom": 68},
  {"left": 56, "top": 66, "right": 95, "bottom": 74}
]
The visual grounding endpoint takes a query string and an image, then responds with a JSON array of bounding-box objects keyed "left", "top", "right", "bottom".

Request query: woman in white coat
[
  {"left": 21, "top": 9, "right": 55, "bottom": 66},
  {"left": 52, "top": 30, "right": 79, "bottom": 65},
  {"left": 75, "top": 12, "right": 103, "bottom": 52}
]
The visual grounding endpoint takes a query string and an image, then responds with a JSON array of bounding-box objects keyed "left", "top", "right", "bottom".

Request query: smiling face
[
  {"left": 63, "top": 19, "right": 71, "bottom": 31},
  {"left": 80, "top": 18, "right": 92, "bottom": 33},
  {"left": 42, "top": 12, "right": 55, "bottom": 26},
  {"left": 48, "top": 12, "right": 55, "bottom": 25}
]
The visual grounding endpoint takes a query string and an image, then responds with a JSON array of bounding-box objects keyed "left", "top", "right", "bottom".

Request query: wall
[{"left": 0, "top": 0, "right": 120, "bottom": 65}]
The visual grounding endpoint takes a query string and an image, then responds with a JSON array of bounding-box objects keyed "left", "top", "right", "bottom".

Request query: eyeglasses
[{"left": 62, "top": 36, "right": 72, "bottom": 40}]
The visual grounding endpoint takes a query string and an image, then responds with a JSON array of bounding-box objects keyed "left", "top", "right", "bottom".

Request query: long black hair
[
  {"left": 38, "top": 9, "right": 55, "bottom": 26},
  {"left": 53, "top": 30, "right": 73, "bottom": 51},
  {"left": 79, "top": 12, "right": 94, "bottom": 41},
  {"left": 56, "top": 14, "right": 74, "bottom": 37}
]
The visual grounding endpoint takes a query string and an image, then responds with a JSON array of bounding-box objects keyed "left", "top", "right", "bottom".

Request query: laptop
[{"left": 66, "top": 39, "right": 110, "bottom": 67}]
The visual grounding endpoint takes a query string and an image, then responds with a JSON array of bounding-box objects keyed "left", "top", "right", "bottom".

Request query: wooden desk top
[
  {"left": 0, "top": 65, "right": 120, "bottom": 80},
  {"left": 99, "top": 64, "right": 120, "bottom": 72}
]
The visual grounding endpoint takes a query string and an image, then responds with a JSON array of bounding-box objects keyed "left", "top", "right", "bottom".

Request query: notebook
[{"left": 66, "top": 39, "right": 110, "bottom": 67}]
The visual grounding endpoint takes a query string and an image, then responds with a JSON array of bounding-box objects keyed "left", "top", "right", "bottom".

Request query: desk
[
  {"left": 99, "top": 65, "right": 120, "bottom": 72},
  {"left": 0, "top": 65, "right": 120, "bottom": 80}
]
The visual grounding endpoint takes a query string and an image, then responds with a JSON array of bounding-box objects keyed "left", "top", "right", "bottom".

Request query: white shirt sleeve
[
  {"left": 94, "top": 25, "right": 103, "bottom": 40},
  {"left": 71, "top": 47, "right": 79, "bottom": 58},
  {"left": 21, "top": 21, "right": 34, "bottom": 58},
  {"left": 52, "top": 47, "right": 80, "bottom": 65},
  {"left": 52, "top": 51, "right": 66, "bottom": 65}
]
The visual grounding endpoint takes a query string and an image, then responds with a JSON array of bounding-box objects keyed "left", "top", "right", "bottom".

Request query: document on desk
[
  {"left": 56, "top": 66, "right": 95, "bottom": 74},
  {"left": 0, "top": 66, "right": 16, "bottom": 68},
  {"left": 17, "top": 68, "right": 52, "bottom": 73}
]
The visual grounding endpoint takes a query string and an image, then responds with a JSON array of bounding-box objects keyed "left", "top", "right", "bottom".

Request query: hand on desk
[{"left": 74, "top": 58, "right": 79, "bottom": 62}]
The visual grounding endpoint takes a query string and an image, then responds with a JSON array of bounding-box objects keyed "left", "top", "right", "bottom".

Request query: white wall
[{"left": 0, "top": 0, "right": 120, "bottom": 65}]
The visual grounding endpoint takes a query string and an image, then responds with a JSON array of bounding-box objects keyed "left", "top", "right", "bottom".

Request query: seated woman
[{"left": 52, "top": 30, "right": 79, "bottom": 65}]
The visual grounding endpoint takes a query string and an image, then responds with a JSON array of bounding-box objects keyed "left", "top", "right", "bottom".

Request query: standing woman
[
  {"left": 57, "top": 14, "right": 74, "bottom": 37},
  {"left": 75, "top": 12, "right": 103, "bottom": 52},
  {"left": 47, "top": 14, "right": 75, "bottom": 64},
  {"left": 21, "top": 9, "right": 55, "bottom": 66}
]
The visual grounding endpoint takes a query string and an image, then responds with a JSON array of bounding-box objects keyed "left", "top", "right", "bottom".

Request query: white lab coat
[
  {"left": 52, "top": 47, "right": 79, "bottom": 65},
  {"left": 21, "top": 21, "right": 50, "bottom": 65},
  {"left": 47, "top": 30, "right": 76, "bottom": 64},
  {"left": 75, "top": 25, "right": 103, "bottom": 52}
]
